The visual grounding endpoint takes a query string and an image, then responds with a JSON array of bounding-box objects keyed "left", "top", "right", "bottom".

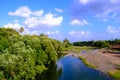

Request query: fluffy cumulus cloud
[
  {"left": 8, "top": 6, "right": 63, "bottom": 29},
  {"left": 69, "top": 19, "right": 88, "bottom": 26},
  {"left": 3, "top": 21, "right": 40, "bottom": 35},
  {"left": 55, "top": 8, "right": 63, "bottom": 13},
  {"left": 32, "top": 10, "right": 44, "bottom": 16},
  {"left": 24, "top": 13, "right": 63, "bottom": 28},
  {"left": 6, "top": 6, "right": 63, "bottom": 36},
  {"left": 3, "top": 22, "right": 34, "bottom": 35},
  {"left": 8, "top": 6, "right": 31, "bottom": 17},
  {"left": 8, "top": 6, "right": 44, "bottom": 17},
  {"left": 71, "top": 0, "right": 120, "bottom": 19},
  {"left": 4, "top": 23, "right": 24, "bottom": 30}
]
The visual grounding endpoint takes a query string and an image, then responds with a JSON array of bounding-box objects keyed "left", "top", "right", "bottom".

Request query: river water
[
  {"left": 38, "top": 55, "right": 113, "bottom": 80},
  {"left": 57, "top": 56, "right": 113, "bottom": 80}
]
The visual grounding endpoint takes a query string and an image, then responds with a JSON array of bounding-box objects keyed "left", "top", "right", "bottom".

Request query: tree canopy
[
  {"left": 0, "top": 28, "right": 64, "bottom": 80},
  {"left": 73, "top": 39, "right": 120, "bottom": 48}
]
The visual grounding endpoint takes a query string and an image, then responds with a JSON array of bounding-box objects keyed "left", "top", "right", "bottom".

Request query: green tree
[
  {"left": 19, "top": 27, "right": 24, "bottom": 33},
  {"left": 0, "top": 27, "right": 63, "bottom": 79},
  {"left": 63, "top": 38, "right": 71, "bottom": 48}
]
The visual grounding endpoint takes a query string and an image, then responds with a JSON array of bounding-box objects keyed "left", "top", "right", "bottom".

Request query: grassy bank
[
  {"left": 108, "top": 70, "right": 120, "bottom": 80},
  {"left": 79, "top": 56, "right": 97, "bottom": 69}
]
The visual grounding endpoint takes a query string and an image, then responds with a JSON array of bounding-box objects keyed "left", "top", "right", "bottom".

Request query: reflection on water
[
  {"left": 36, "top": 61, "right": 58, "bottom": 80},
  {"left": 58, "top": 56, "right": 113, "bottom": 80},
  {"left": 37, "top": 56, "right": 113, "bottom": 80}
]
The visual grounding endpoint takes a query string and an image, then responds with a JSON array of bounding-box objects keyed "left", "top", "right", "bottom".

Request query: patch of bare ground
[{"left": 73, "top": 49, "right": 120, "bottom": 73}]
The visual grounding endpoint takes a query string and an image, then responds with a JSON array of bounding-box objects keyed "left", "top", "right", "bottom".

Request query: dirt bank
[{"left": 72, "top": 49, "right": 120, "bottom": 73}]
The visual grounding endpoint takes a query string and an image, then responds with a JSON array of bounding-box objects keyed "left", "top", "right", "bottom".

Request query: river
[{"left": 38, "top": 55, "right": 113, "bottom": 80}]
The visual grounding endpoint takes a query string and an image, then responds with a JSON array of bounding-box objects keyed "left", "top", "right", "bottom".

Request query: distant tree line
[
  {"left": 0, "top": 28, "right": 64, "bottom": 80},
  {"left": 73, "top": 39, "right": 120, "bottom": 48}
]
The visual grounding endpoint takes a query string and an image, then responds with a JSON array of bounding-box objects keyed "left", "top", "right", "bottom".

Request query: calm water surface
[
  {"left": 38, "top": 56, "right": 113, "bottom": 80},
  {"left": 57, "top": 56, "right": 113, "bottom": 80}
]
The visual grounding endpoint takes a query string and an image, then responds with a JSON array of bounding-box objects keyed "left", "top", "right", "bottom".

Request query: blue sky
[{"left": 0, "top": 0, "right": 120, "bottom": 42}]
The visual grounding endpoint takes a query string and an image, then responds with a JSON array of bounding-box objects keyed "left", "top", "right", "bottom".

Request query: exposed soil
[{"left": 70, "top": 49, "right": 120, "bottom": 73}]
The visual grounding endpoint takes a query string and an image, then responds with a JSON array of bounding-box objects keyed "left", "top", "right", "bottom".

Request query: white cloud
[
  {"left": 69, "top": 19, "right": 80, "bottom": 26},
  {"left": 4, "top": 23, "right": 24, "bottom": 30},
  {"left": 107, "top": 25, "right": 120, "bottom": 34},
  {"left": 22, "top": 28, "right": 40, "bottom": 35},
  {"left": 8, "top": 6, "right": 31, "bottom": 17},
  {"left": 3, "top": 23, "right": 38, "bottom": 35},
  {"left": 96, "top": 8, "right": 112, "bottom": 18},
  {"left": 44, "top": 30, "right": 63, "bottom": 41},
  {"left": 69, "top": 31, "right": 91, "bottom": 41},
  {"left": 41, "top": 13, "right": 63, "bottom": 27},
  {"left": 55, "top": 8, "right": 63, "bottom": 13},
  {"left": 6, "top": 6, "right": 63, "bottom": 37},
  {"left": 8, "top": 6, "right": 44, "bottom": 17},
  {"left": 30, "top": 30, "right": 39, "bottom": 34},
  {"left": 79, "top": 0, "right": 88, "bottom": 4},
  {"left": 69, "top": 19, "right": 88, "bottom": 26},
  {"left": 69, "top": 31, "right": 90, "bottom": 36},
  {"left": 79, "top": 0, "right": 94, "bottom": 4},
  {"left": 81, "top": 31, "right": 90, "bottom": 35},
  {"left": 22, "top": 28, "right": 30, "bottom": 34},
  {"left": 8, "top": 6, "right": 63, "bottom": 28},
  {"left": 69, "top": 31, "right": 76, "bottom": 35},
  {"left": 46, "top": 30, "right": 59, "bottom": 35},
  {"left": 24, "top": 13, "right": 63, "bottom": 28},
  {"left": 95, "top": 0, "right": 120, "bottom": 18},
  {"left": 32, "top": 10, "right": 44, "bottom": 16},
  {"left": 98, "top": 25, "right": 120, "bottom": 40},
  {"left": 72, "top": 0, "right": 120, "bottom": 21}
]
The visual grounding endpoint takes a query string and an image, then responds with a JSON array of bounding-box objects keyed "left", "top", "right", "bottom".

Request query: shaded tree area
[
  {"left": 73, "top": 39, "right": 120, "bottom": 48},
  {"left": 0, "top": 28, "right": 64, "bottom": 80}
]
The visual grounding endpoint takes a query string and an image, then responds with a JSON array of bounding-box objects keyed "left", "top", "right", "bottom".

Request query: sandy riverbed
[{"left": 71, "top": 49, "right": 120, "bottom": 73}]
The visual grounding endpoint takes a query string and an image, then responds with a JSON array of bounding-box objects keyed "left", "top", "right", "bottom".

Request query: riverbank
[{"left": 70, "top": 49, "right": 120, "bottom": 79}]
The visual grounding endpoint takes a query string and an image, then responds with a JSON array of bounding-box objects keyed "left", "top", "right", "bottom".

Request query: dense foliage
[
  {"left": 73, "top": 39, "right": 120, "bottom": 48},
  {"left": 0, "top": 28, "right": 63, "bottom": 80}
]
